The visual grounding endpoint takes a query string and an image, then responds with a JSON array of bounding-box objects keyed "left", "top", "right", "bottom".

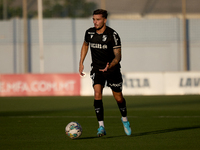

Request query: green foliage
[
  {"left": 0, "top": 0, "right": 36, "bottom": 19},
  {"left": 0, "top": 0, "right": 96, "bottom": 20},
  {"left": 43, "top": 0, "right": 96, "bottom": 18}
]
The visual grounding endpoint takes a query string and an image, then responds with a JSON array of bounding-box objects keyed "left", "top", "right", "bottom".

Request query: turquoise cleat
[
  {"left": 121, "top": 118, "right": 132, "bottom": 136},
  {"left": 97, "top": 126, "right": 106, "bottom": 137}
]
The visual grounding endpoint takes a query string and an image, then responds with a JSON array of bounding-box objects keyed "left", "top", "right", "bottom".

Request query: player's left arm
[
  {"left": 99, "top": 47, "right": 121, "bottom": 72},
  {"left": 108, "top": 47, "right": 121, "bottom": 69}
]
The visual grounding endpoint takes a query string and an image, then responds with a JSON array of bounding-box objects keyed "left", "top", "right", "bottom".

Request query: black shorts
[{"left": 90, "top": 68, "right": 123, "bottom": 92}]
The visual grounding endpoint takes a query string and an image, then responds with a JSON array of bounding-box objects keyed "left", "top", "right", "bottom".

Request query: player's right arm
[{"left": 79, "top": 41, "right": 89, "bottom": 76}]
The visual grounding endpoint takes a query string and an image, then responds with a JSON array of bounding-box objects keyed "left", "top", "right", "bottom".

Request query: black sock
[
  {"left": 93, "top": 99, "right": 104, "bottom": 121},
  {"left": 117, "top": 98, "right": 127, "bottom": 117}
]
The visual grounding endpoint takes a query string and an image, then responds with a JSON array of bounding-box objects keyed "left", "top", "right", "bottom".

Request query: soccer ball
[{"left": 65, "top": 122, "right": 82, "bottom": 139}]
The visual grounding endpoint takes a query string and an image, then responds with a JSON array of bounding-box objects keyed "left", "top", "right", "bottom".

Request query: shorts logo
[
  {"left": 90, "top": 73, "right": 95, "bottom": 84},
  {"left": 109, "top": 82, "right": 122, "bottom": 87}
]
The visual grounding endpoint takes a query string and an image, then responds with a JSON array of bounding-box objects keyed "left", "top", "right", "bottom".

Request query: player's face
[{"left": 93, "top": 14, "right": 107, "bottom": 30}]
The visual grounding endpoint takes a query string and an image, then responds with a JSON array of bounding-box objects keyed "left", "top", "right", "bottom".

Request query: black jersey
[{"left": 84, "top": 26, "right": 121, "bottom": 70}]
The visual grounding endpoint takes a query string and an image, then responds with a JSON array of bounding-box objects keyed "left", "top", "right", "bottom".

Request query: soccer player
[{"left": 79, "top": 9, "right": 131, "bottom": 137}]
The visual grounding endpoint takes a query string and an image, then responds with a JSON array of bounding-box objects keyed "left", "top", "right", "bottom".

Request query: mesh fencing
[{"left": 0, "top": 0, "right": 200, "bottom": 73}]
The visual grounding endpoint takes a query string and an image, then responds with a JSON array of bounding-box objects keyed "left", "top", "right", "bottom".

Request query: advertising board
[{"left": 0, "top": 74, "right": 80, "bottom": 96}]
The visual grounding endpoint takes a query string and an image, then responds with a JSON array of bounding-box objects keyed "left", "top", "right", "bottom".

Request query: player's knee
[
  {"left": 94, "top": 91, "right": 102, "bottom": 100},
  {"left": 113, "top": 91, "right": 123, "bottom": 102},
  {"left": 115, "top": 97, "right": 124, "bottom": 103},
  {"left": 114, "top": 94, "right": 123, "bottom": 102}
]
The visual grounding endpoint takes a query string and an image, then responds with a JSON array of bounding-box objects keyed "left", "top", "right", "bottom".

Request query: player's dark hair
[{"left": 93, "top": 9, "right": 108, "bottom": 19}]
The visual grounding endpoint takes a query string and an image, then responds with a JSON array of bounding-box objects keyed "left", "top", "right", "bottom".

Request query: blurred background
[{"left": 0, "top": 0, "right": 200, "bottom": 74}]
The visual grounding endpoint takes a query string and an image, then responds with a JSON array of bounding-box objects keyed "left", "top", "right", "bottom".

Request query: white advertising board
[
  {"left": 122, "top": 72, "right": 164, "bottom": 95},
  {"left": 81, "top": 72, "right": 165, "bottom": 96},
  {"left": 81, "top": 72, "right": 200, "bottom": 96},
  {"left": 165, "top": 72, "right": 200, "bottom": 95}
]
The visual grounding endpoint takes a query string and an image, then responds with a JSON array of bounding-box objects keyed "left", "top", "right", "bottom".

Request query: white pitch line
[
  {"left": 4, "top": 116, "right": 200, "bottom": 118},
  {"left": 153, "top": 116, "right": 200, "bottom": 118}
]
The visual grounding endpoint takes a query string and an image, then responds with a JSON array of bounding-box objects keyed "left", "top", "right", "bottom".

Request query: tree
[
  {"left": 0, "top": 0, "right": 36, "bottom": 20},
  {"left": 43, "top": 0, "right": 97, "bottom": 18},
  {"left": 0, "top": 0, "right": 96, "bottom": 20}
]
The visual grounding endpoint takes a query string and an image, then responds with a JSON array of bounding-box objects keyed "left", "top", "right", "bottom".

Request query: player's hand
[
  {"left": 80, "top": 72, "right": 86, "bottom": 77},
  {"left": 79, "top": 64, "right": 85, "bottom": 76},
  {"left": 99, "top": 62, "right": 109, "bottom": 72}
]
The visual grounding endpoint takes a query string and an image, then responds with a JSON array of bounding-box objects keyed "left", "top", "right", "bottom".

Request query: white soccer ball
[{"left": 65, "top": 122, "right": 82, "bottom": 139}]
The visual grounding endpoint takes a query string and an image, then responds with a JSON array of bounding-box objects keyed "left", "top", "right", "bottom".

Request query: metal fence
[{"left": 0, "top": 0, "right": 200, "bottom": 74}]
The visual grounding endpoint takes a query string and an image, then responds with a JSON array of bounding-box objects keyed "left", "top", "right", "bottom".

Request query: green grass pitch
[{"left": 0, "top": 95, "right": 200, "bottom": 150}]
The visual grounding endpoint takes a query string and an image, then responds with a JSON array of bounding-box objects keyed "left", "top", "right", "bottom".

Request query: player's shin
[
  {"left": 94, "top": 99, "right": 104, "bottom": 127},
  {"left": 117, "top": 98, "right": 128, "bottom": 121}
]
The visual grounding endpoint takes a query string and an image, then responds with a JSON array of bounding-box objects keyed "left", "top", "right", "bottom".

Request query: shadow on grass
[
  {"left": 0, "top": 110, "right": 70, "bottom": 117},
  {"left": 132, "top": 125, "right": 200, "bottom": 137},
  {"left": 77, "top": 136, "right": 98, "bottom": 140},
  {"left": 77, "top": 134, "right": 126, "bottom": 140},
  {"left": 78, "top": 125, "right": 200, "bottom": 140}
]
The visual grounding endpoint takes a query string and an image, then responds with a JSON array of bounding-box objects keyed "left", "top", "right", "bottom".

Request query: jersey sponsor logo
[{"left": 90, "top": 43, "right": 108, "bottom": 49}]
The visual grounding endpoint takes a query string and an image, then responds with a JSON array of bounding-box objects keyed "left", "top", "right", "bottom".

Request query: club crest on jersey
[{"left": 102, "top": 35, "right": 107, "bottom": 42}]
